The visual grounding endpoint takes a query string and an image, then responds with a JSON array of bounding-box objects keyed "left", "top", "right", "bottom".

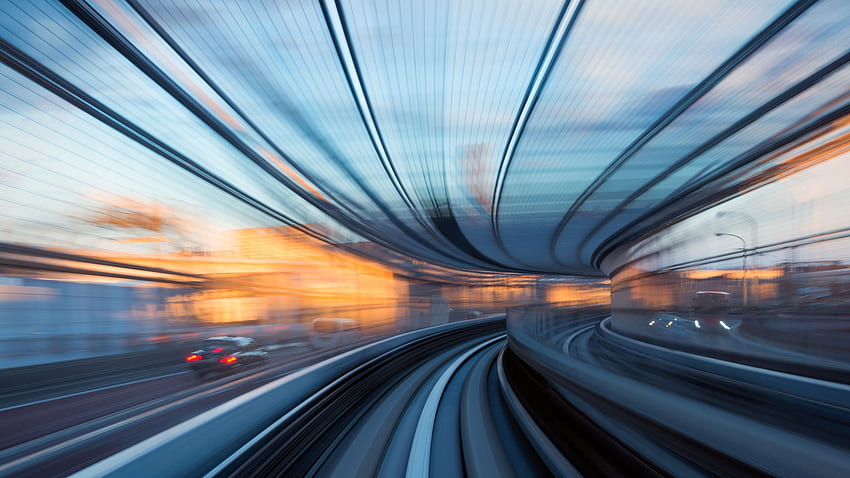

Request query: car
[{"left": 185, "top": 336, "right": 269, "bottom": 378}]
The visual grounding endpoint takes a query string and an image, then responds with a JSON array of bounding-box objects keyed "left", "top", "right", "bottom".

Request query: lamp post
[
  {"left": 715, "top": 232, "right": 747, "bottom": 306},
  {"left": 717, "top": 211, "right": 759, "bottom": 305}
]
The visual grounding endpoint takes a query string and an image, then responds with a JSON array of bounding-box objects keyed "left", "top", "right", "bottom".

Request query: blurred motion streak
[
  {"left": 0, "top": 219, "right": 546, "bottom": 368},
  {"left": 604, "top": 131, "right": 850, "bottom": 369}
]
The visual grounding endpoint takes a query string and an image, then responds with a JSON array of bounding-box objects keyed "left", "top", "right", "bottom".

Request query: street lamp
[
  {"left": 716, "top": 212, "right": 758, "bottom": 251},
  {"left": 715, "top": 232, "right": 747, "bottom": 306},
  {"left": 717, "top": 211, "right": 759, "bottom": 305}
]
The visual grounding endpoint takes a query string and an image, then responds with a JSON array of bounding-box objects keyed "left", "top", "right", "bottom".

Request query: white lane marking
[
  {"left": 72, "top": 320, "right": 506, "bottom": 478},
  {"left": 0, "top": 367, "right": 289, "bottom": 476},
  {"left": 405, "top": 335, "right": 505, "bottom": 478},
  {"left": 73, "top": 329, "right": 445, "bottom": 478},
  {"left": 1, "top": 346, "right": 306, "bottom": 413},
  {"left": 0, "top": 371, "right": 190, "bottom": 413}
]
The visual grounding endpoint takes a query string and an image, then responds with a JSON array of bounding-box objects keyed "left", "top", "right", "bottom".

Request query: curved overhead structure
[
  {"left": 5, "top": 2, "right": 850, "bottom": 476},
  {"left": 2, "top": 0, "right": 849, "bottom": 276}
]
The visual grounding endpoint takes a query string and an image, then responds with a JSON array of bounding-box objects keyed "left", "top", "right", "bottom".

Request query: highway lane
[
  {"left": 0, "top": 348, "right": 195, "bottom": 410},
  {"left": 47, "top": 318, "right": 554, "bottom": 477},
  {"left": 0, "top": 343, "right": 357, "bottom": 478},
  {"left": 0, "top": 369, "right": 193, "bottom": 450}
]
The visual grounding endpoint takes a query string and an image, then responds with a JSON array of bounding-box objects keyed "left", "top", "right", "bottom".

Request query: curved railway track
[{"left": 5, "top": 313, "right": 850, "bottom": 477}]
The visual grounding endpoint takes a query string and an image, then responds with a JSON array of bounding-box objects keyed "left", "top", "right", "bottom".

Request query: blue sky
[{"left": 1, "top": 0, "right": 848, "bottom": 273}]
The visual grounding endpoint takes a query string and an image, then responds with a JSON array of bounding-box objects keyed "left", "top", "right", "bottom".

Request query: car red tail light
[
  {"left": 211, "top": 347, "right": 223, "bottom": 353},
  {"left": 219, "top": 356, "right": 238, "bottom": 364},
  {"left": 185, "top": 354, "right": 202, "bottom": 362}
]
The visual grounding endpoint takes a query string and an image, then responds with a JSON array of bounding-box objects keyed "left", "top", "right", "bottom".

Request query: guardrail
[{"left": 504, "top": 305, "right": 850, "bottom": 477}]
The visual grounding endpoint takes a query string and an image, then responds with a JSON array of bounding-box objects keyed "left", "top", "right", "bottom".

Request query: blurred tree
[{"left": 82, "top": 197, "right": 188, "bottom": 249}]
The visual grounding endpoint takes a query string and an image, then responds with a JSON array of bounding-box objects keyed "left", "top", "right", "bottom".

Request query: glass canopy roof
[{"left": 2, "top": 0, "right": 848, "bottom": 275}]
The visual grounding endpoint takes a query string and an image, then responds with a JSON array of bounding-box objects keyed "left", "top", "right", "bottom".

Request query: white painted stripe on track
[
  {"left": 0, "top": 371, "right": 190, "bottom": 413},
  {"left": 72, "top": 326, "right": 456, "bottom": 478},
  {"left": 405, "top": 335, "right": 504, "bottom": 478},
  {"left": 201, "top": 361, "right": 346, "bottom": 478}
]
